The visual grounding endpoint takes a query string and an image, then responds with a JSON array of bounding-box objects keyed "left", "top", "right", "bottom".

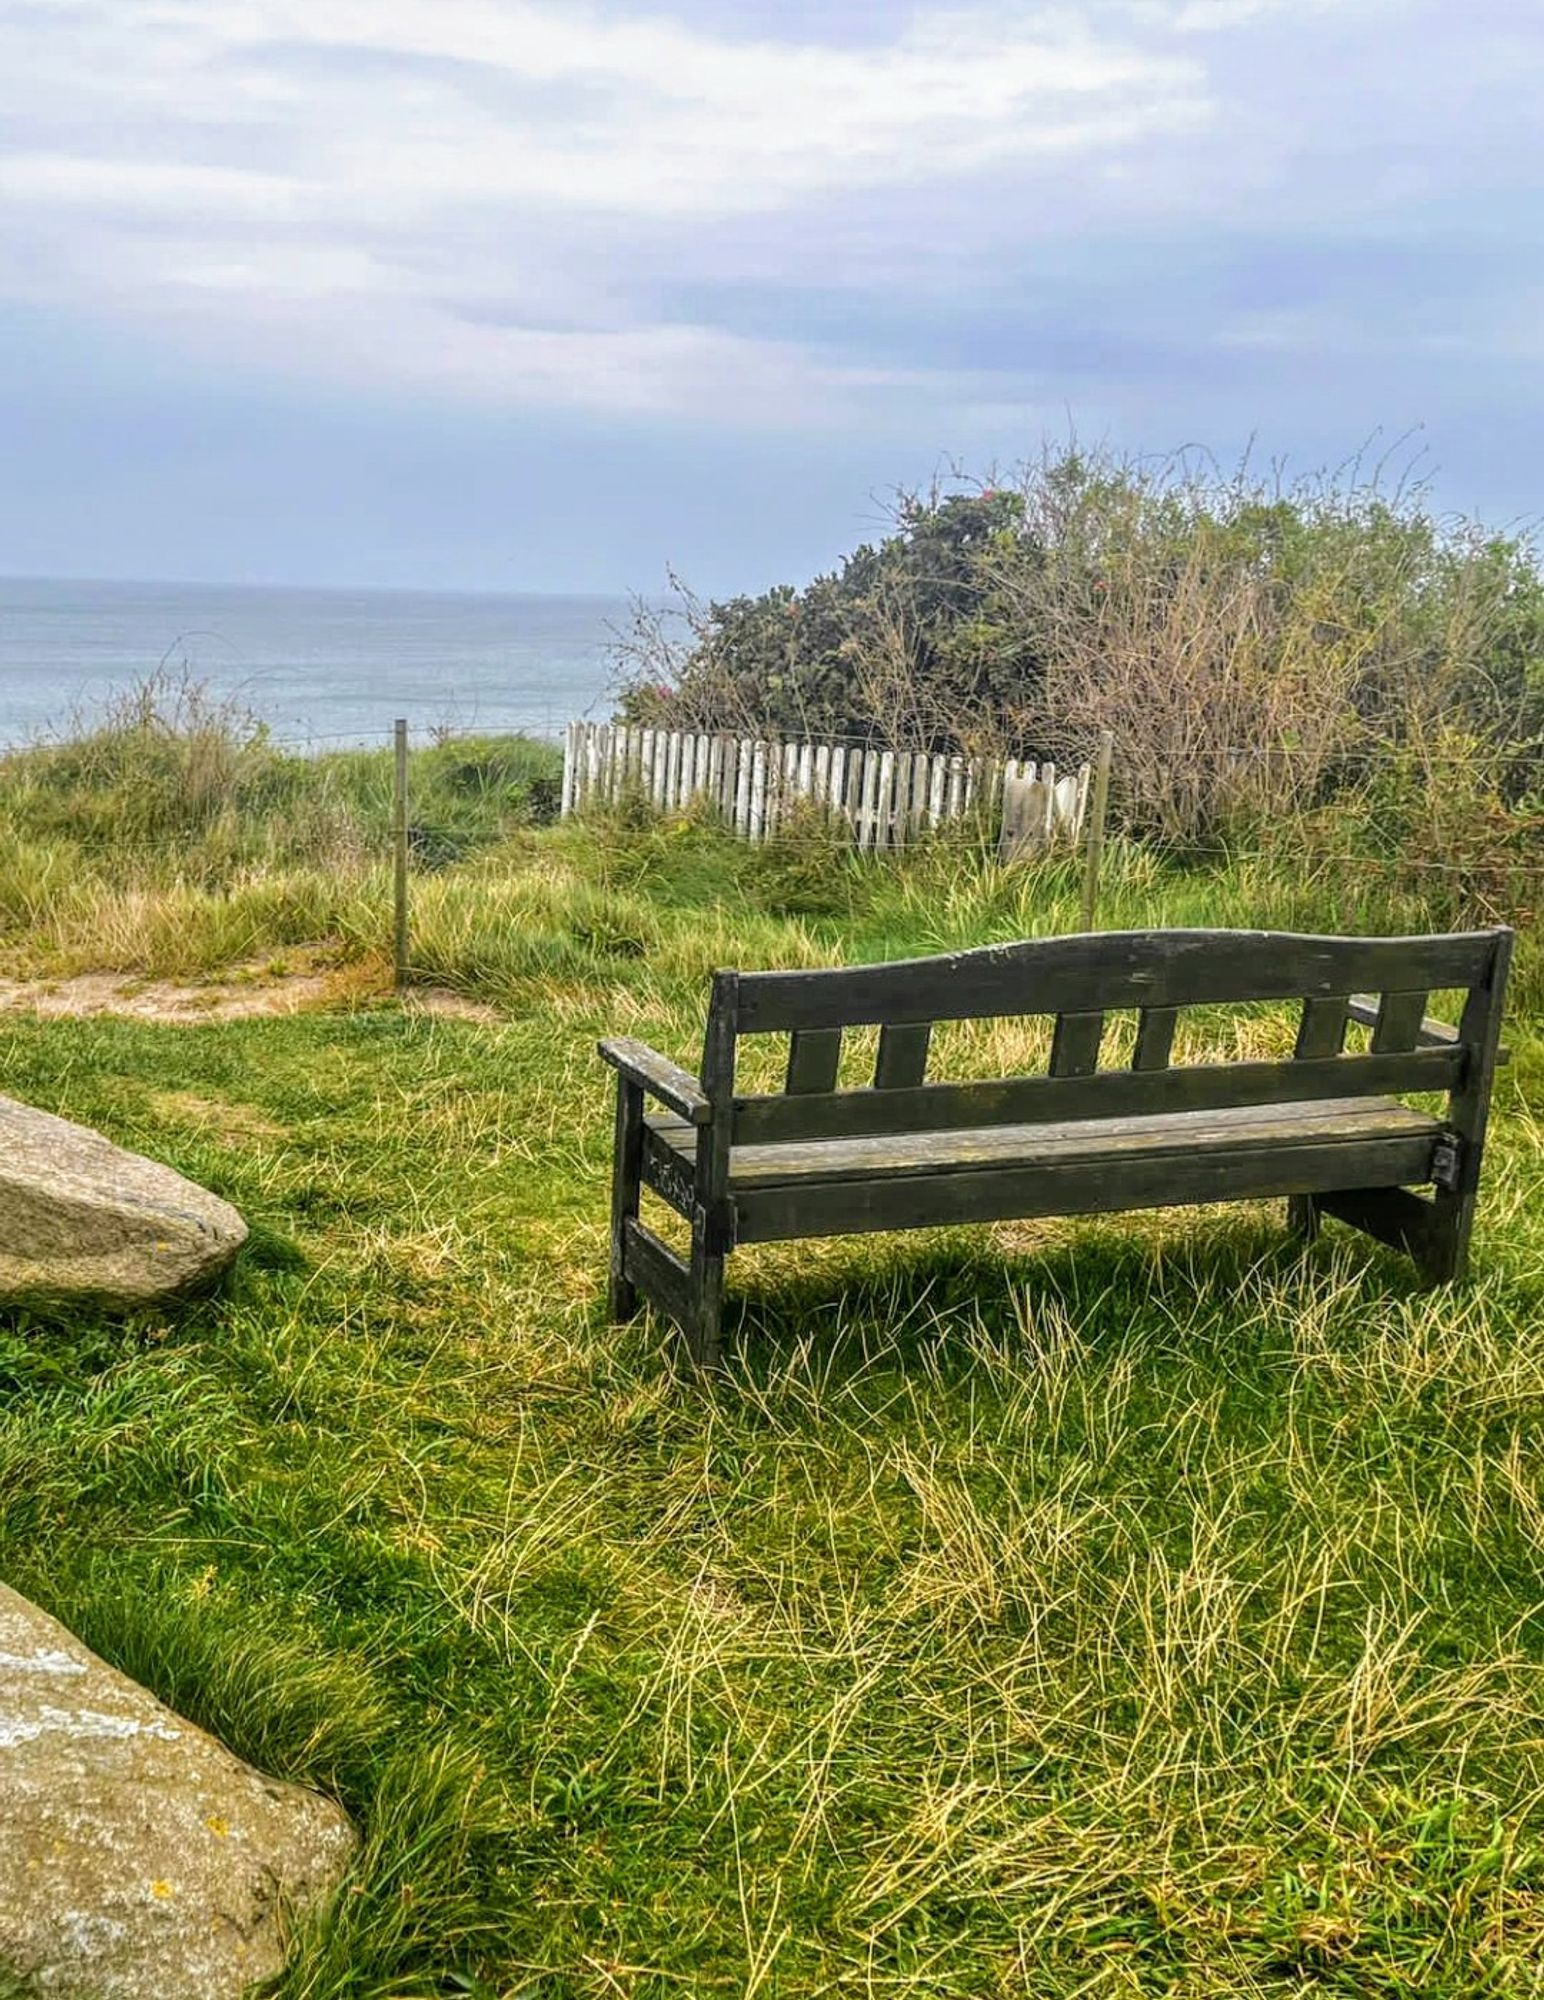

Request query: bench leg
[
  {"left": 686, "top": 1205, "right": 725, "bottom": 1371},
  {"left": 608, "top": 1076, "right": 644, "bottom": 1321},
  {"left": 1286, "top": 1194, "right": 1321, "bottom": 1244},
  {"left": 1422, "top": 1188, "right": 1475, "bottom": 1286},
  {"left": 1312, "top": 1187, "right": 1470, "bottom": 1288}
]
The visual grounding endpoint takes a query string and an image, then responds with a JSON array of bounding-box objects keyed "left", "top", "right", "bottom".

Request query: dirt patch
[
  {"left": 0, "top": 967, "right": 339, "bottom": 1023},
  {"left": 0, "top": 946, "right": 374, "bottom": 1023},
  {"left": 0, "top": 959, "right": 504, "bottom": 1027}
]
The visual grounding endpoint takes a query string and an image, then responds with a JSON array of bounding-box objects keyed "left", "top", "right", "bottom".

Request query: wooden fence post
[
  {"left": 1079, "top": 729, "right": 1115, "bottom": 933},
  {"left": 393, "top": 717, "right": 410, "bottom": 989},
  {"left": 560, "top": 721, "right": 577, "bottom": 818}
]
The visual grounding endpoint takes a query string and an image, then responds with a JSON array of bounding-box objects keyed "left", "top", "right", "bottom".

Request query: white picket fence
[{"left": 561, "top": 720, "right": 1090, "bottom": 852}]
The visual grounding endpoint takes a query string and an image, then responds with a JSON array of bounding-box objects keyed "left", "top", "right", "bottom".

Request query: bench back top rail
[
  {"left": 698, "top": 928, "right": 1511, "bottom": 1147},
  {"left": 730, "top": 929, "right": 1502, "bottom": 1033}
]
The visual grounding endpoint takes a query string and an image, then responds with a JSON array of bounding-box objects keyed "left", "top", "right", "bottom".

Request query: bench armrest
[
  {"left": 598, "top": 1038, "right": 712, "bottom": 1124},
  {"left": 1348, "top": 995, "right": 1510, "bottom": 1065}
]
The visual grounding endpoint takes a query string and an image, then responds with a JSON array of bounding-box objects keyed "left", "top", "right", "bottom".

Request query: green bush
[{"left": 619, "top": 445, "right": 1544, "bottom": 855}]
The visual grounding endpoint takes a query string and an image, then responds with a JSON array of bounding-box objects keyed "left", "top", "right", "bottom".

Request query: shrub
[
  {"left": 619, "top": 445, "right": 1544, "bottom": 851},
  {"left": 617, "top": 489, "right": 1034, "bottom": 750}
]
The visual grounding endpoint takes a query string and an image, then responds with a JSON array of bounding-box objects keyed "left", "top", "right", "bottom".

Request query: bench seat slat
[
  {"left": 654, "top": 1096, "right": 1439, "bottom": 1192},
  {"left": 730, "top": 1045, "right": 1462, "bottom": 1146}
]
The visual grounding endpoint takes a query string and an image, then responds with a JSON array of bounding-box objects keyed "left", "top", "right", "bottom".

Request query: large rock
[
  {"left": 0, "top": 1584, "right": 357, "bottom": 1998},
  {"left": 0, "top": 1095, "right": 246, "bottom": 1309}
]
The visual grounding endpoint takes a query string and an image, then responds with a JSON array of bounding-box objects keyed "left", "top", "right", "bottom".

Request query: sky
[{"left": 0, "top": 0, "right": 1540, "bottom": 597}]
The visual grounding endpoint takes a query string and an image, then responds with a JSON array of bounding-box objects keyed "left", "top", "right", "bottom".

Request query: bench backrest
[{"left": 699, "top": 928, "right": 1512, "bottom": 1146}]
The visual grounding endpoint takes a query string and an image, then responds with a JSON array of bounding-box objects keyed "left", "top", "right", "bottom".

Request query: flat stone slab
[
  {"left": 0, "top": 1584, "right": 356, "bottom": 1998},
  {"left": 0, "top": 1095, "right": 247, "bottom": 1309}
]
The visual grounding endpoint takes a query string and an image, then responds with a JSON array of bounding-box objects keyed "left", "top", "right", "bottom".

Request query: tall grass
[
  {"left": 1, "top": 673, "right": 1535, "bottom": 1002},
  {"left": 0, "top": 675, "right": 561, "bottom": 977}
]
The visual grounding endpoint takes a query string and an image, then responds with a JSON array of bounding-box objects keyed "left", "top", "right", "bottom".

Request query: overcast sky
[{"left": 1, "top": 0, "right": 1540, "bottom": 595}]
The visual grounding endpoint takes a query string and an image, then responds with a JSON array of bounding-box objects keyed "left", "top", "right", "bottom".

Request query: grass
[
  {"left": 0, "top": 806, "right": 1540, "bottom": 1996},
  {"left": 0, "top": 677, "right": 562, "bottom": 977},
  {"left": 0, "top": 674, "right": 1533, "bottom": 1011}
]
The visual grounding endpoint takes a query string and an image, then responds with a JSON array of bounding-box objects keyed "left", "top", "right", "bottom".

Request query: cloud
[
  {"left": 0, "top": 0, "right": 1216, "bottom": 415},
  {"left": 0, "top": 0, "right": 1537, "bottom": 435},
  {"left": 2, "top": 2, "right": 1211, "bottom": 217},
  {"left": 2, "top": 154, "right": 302, "bottom": 215}
]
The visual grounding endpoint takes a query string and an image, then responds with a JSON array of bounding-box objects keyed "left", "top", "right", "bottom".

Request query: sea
[{"left": 0, "top": 575, "right": 638, "bottom": 751}]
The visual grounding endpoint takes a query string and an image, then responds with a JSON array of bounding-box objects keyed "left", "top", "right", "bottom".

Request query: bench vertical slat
[
  {"left": 608, "top": 1074, "right": 644, "bottom": 1319},
  {"left": 1372, "top": 989, "right": 1430, "bottom": 1053},
  {"left": 1290, "top": 986, "right": 1348, "bottom": 1242},
  {"left": 1426, "top": 930, "right": 1511, "bottom": 1281},
  {"left": 875, "top": 1023, "right": 931, "bottom": 1090},
  {"left": 786, "top": 1028, "right": 843, "bottom": 1095},
  {"left": 1133, "top": 1007, "right": 1179, "bottom": 1071},
  {"left": 688, "top": 970, "right": 739, "bottom": 1367},
  {"left": 1296, "top": 994, "right": 1350, "bottom": 1060},
  {"left": 1050, "top": 1011, "right": 1105, "bottom": 1078}
]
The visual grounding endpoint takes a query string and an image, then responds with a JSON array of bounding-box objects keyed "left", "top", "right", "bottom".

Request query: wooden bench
[{"left": 599, "top": 927, "right": 1513, "bottom": 1367}]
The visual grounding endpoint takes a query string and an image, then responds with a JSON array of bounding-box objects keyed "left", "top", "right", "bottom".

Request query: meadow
[{"left": 0, "top": 705, "right": 1540, "bottom": 1998}]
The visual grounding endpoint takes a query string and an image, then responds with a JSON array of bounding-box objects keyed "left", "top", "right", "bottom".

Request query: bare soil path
[{"left": 0, "top": 954, "right": 500, "bottom": 1025}]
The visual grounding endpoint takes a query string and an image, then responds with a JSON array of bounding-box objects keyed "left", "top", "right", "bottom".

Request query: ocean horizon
[{"left": 0, "top": 573, "right": 640, "bottom": 750}]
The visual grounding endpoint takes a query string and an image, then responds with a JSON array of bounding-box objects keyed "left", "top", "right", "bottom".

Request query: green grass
[
  {"left": 0, "top": 681, "right": 562, "bottom": 976},
  {"left": 0, "top": 823, "right": 1540, "bottom": 1996}
]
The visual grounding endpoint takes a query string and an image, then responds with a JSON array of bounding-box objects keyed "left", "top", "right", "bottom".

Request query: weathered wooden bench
[{"left": 599, "top": 927, "right": 1512, "bottom": 1367}]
